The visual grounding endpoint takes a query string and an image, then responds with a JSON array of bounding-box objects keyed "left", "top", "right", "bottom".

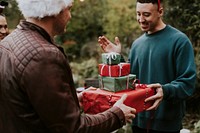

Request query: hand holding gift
[
  {"left": 82, "top": 85, "right": 155, "bottom": 114},
  {"left": 113, "top": 94, "right": 136, "bottom": 123},
  {"left": 145, "top": 83, "right": 164, "bottom": 110}
]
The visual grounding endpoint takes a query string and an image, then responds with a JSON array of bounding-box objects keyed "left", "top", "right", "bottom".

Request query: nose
[
  {"left": 138, "top": 15, "right": 145, "bottom": 23},
  {"left": 0, "top": 25, "right": 8, "bottom": 34},
  {"left": 0, "top": 28, "right": 7, "bottom": 34}
]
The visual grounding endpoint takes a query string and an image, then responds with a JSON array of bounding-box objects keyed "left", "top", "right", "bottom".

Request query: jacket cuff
[{"left": 110, "top": 106, "right": 125, "bottom": 126}]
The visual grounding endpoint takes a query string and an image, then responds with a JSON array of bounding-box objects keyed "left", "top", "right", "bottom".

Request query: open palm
[{"left": 98, "top": 36, "right": 122, "bottom": 53}]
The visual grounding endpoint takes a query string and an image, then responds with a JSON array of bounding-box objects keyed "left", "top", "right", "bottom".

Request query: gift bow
[
  {"left": 136, "top": 84, "right": 147, "bottom": 89},
  {"left": 105, "top": 52, "right": 120, "bottom": 60},
  {"left": 132, "top": 79, "right": 147, "bottom": 89},
  {"left": 105, "top": 52, "right": 120, "bottom": 64}
]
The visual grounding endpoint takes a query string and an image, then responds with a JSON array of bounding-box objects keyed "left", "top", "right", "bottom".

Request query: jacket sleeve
[{"left": 21, "top": 46, "right": 125, "bottom": 133}]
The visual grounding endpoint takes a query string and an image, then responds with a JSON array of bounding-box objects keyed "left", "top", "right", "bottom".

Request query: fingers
[
  {"left": 119, "top": 94, "right": 127, "bottom": 103},
  {"left": 98, "top": 35, "right": 122, "bottom": 53},
  {"left": 126, "top": 114, "right": 134, "bottom": 123},
  {"left": 126, "top": 119, "right": 132, "bottom": 123},
  {"left": 145, "top": 93, "right": 162, "bottom": 110},
  {"left": 98, "top": 36, "right": 109, "bottom": 45},
  {"left": 145, "top": 83, "right": 164, "bottom": 111},
  {"left": 98, "top": 36, "right": 110, "bottom": 52},
  {"left": 147, "top": 83, "right": 161, "bottom": 88},
  {"left": 146, "top": 83, "right": 163, "bottom": 102},
  {"left": 146, "top": 99, "right": 160, "bottom": 110},
  {"left": 115, "top": 36, "right": 120, "bottom": 45},
  {"left": 125, "top": 108, "right": 136, "bottom": 123},
  {"left": 85, "top": 87, "right": 97, "bottom": 91},
  {"left": 114, "top": 94, "right": 127, "bottom": 107},
  {"left": 113, "top": 95, "right": 136, "bottom": 124},
  {"left": 145, "top": 94, "right": 157, "bottom": 102}
]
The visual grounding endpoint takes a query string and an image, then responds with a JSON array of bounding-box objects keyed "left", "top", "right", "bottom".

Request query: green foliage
[
  {"left": 4, "top": 0, "right": 22, "bottom": 29},
  {"left": 70, "top": 58, "right": 98, "bottom": 87},
  {"left": 165, "top": 0, "right": 200, "bottom": 45},
  {"left": 103, "top": 0, "right": 140, "bottom": 43},
  {"left": 67, "top": 0, "right": 107, "bottom": 41},
  {"left": 102, "top": 0, "right": 141, "bottom": 57},
  {"left": 55, "top": 0, "right": 108, "bottom": 61}
]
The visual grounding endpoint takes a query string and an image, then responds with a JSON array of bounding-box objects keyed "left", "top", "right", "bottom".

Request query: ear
[{"left": 158, "top": 7, "right": 164, "bottom": 17}]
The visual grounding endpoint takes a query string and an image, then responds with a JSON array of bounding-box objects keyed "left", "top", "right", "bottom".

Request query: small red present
[
  {"left": 82, "top": 84, "right": 155, "bottom": 114},
  {"left": 99, "top": 63, "right": 130, "bottom": 77}
]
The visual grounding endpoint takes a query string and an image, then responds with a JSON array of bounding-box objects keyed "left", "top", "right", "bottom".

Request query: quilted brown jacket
[{"left": 0, "top": 20, "right": 125, "bottom": 133}]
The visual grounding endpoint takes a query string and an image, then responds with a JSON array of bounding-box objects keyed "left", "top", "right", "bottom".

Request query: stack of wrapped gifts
[
  {"left": 99, "top": 52, "right": 136, "bottom": 92},
  {"left": 82, "top": 52, "right": 155, "bottom": 114}
]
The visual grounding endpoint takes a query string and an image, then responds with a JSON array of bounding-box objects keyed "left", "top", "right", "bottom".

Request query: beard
[{"left": 53, "top": 20, "right": 66, "bottom": 35}]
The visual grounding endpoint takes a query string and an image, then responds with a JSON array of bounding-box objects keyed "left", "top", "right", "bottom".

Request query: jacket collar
[
  {"left": 17, "top": 20, "right": 54, "bottom": 44},
  {"left": 17, "top": 20, "right": 67, "bottom": 58}
]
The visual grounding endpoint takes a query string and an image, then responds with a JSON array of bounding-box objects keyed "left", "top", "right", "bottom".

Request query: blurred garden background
[{"left": 3, "top": 0, "right": 200, "bottom": 132}]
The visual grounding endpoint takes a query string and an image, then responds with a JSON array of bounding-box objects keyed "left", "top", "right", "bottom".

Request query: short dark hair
[
  {"left": 136, "top": 0, "right": 162, "bottom": 10},
  {"left": 136, "top": 0, "right": 162, "bottom": 4}
]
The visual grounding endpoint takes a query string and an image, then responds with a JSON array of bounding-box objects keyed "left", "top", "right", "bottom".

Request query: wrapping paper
[
  {"left": 102, "top": 52, "right": 121, "bottom": 65},
  {"left": 98, "top": 74, "right": 136, "bottom": 92},
  {"left": 99, "top": 63, "right": 130, "bottom": 77},
  {"left": 82, "top": 85, "right": 155, "bottom": 114}
]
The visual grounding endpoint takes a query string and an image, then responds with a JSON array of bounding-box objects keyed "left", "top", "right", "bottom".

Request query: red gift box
[
  {"left": 99, "top": 63, "right": 130, "bottom": 77},
  {"left": 82, "top": 84, "right": 155, "bottom": 114}
]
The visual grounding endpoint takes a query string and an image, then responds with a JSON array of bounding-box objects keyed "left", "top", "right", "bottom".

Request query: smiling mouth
[
  {"left": 139, "top": 22, "right": 149, "bottom": 29},
  {"left": 141, "top": 25, "right": 148, "bottom": 29}
]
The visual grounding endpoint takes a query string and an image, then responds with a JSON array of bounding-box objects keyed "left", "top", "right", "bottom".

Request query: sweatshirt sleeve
[{"left": 162, "top": 34, "right": 196, "bottom": 100}]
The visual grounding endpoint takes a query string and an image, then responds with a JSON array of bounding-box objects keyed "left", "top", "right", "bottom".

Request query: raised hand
[
  {"left": 113, "top": 94, "right": 136, "bottom": 123},
  {"left": 98, "top": 36, "right": 122, "bottom": 54}
]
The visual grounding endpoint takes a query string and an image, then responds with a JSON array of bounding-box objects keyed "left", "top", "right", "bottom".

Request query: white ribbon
[
  {"left": 100, "top": 64, "right": 106, "bottom": 76},
  {"left": 105, "top": 52, "right": 120, "bottom": 64},
  {"left": 109, "top": 65, "right": 111, "bottom": 77},
  {"left": 126, "top": 75, "right": 130, "bottom": 89},
  {"left": 100, "top": 63, "right": 124, "bottom": 77},
  {"left": 117, "top": 63, "right": 123, "bottom": 77}
]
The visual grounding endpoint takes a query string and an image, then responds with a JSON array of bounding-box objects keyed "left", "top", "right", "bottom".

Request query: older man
[{"left": 0, "top": 0, "right": 136, "bottom": 133}]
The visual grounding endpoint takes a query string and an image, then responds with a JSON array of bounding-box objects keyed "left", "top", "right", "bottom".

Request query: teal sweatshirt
[{"left": 129, "top": 25, "right": 196, "bottom": 131}]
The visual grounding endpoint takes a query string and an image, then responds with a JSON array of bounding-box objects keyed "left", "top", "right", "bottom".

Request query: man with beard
[{"left": 0, "top": 0, "right": 136, "bottom": 132}]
